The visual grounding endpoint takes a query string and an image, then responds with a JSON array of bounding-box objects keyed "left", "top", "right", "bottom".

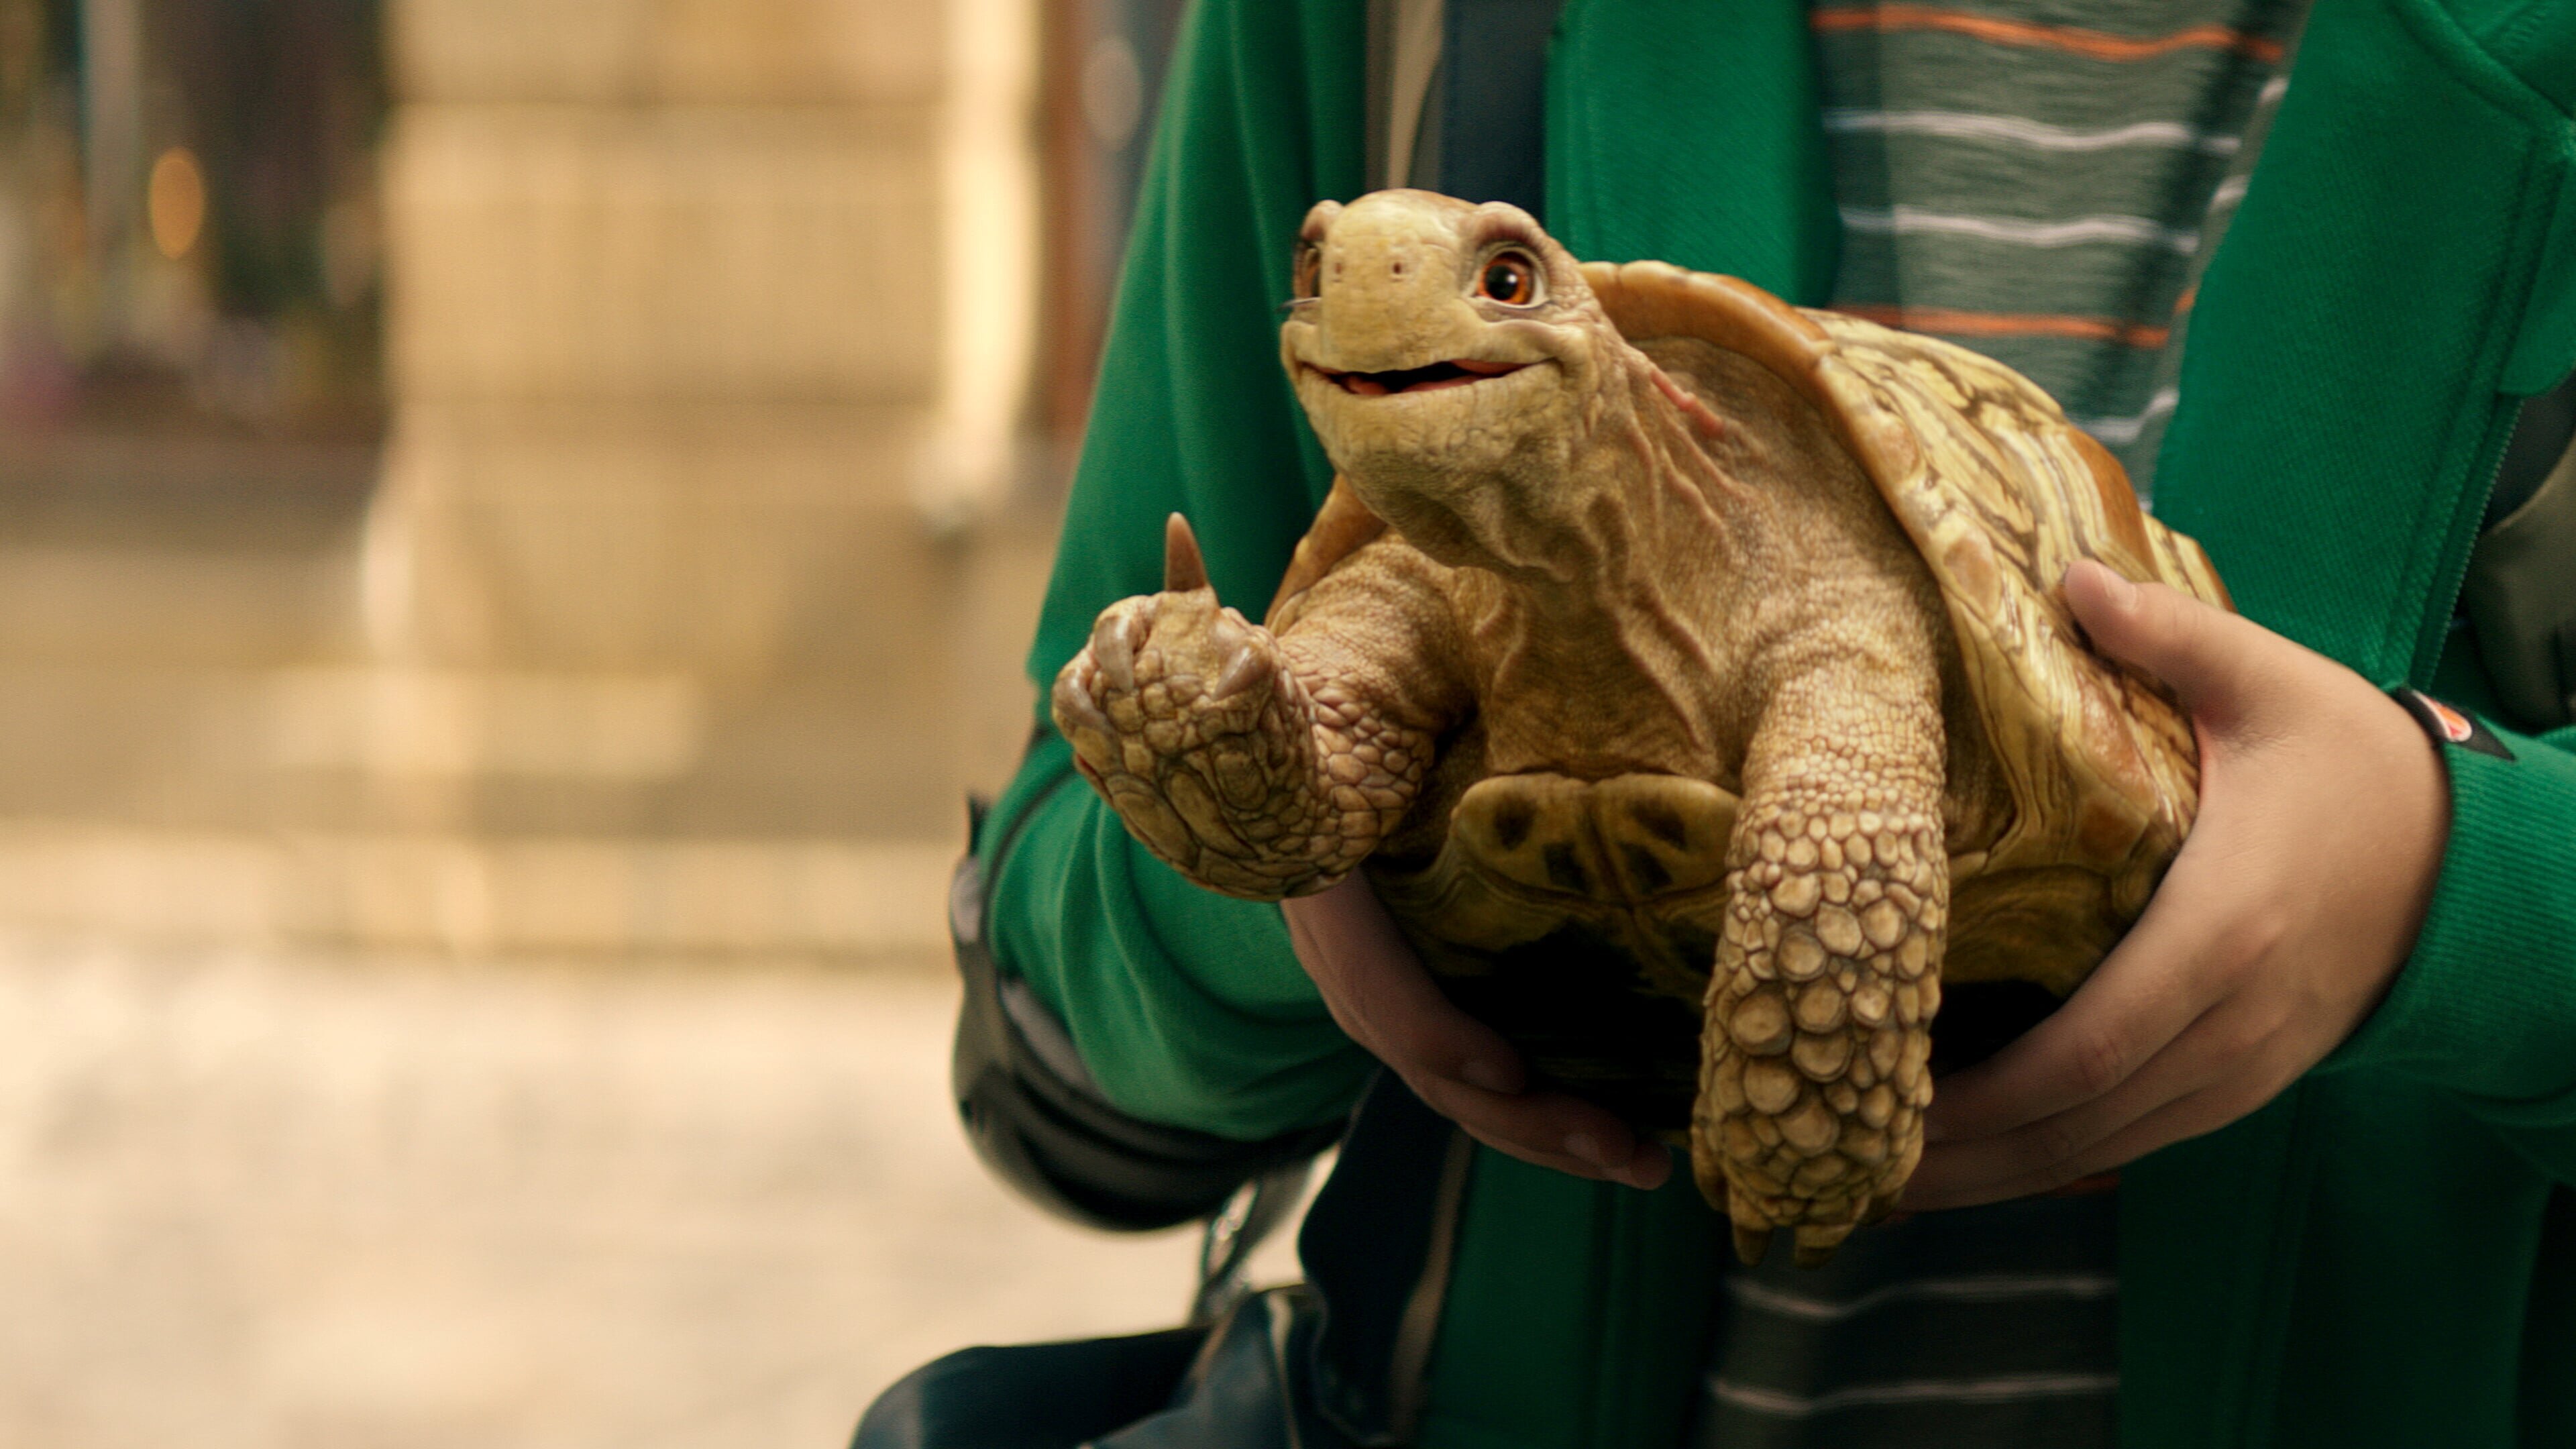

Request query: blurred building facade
[
  {"left": 0, "top": 12, "right": 1272, "bottom": 1444},
  {"left": 0, "top": 0, "right": 1085, "bottom": 959},
  {"left": 370, "top": 0, "right": 1045, "bottom": 834},
  {"left": 1034, "top": 0, "right": 1183, "bottom": 453}
]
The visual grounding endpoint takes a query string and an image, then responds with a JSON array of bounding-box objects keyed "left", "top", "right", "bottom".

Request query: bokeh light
[{"left": 148, "top": 144, "right": 206, "bottom": 260}]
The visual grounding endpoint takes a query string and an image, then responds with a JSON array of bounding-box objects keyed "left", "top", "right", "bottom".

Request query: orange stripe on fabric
[
  {"left": 1839, "top": 304, "right": 2172, "bottom": 349},
  {"left": 1811, "top": 6, "right": 2285, "bottom": 64}
]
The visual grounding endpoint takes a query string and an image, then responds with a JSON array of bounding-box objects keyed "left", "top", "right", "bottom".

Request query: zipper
[
  {"left": 2410, "top": 394, "right": 2526, "bottom": 688},
  {"left": 1384, "top": 1127, "right": 1474, "bottom": 1442},
  {"left": 2483, "top": 400, "right": 2531, "bottom": 528}
]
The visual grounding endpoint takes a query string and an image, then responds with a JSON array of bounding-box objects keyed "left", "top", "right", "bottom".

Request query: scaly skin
[
  {"left": 1066, "top": 191, "right": 2031, "bottom": 1263},
  {"left": 1699, "top": 676, "right": 1948, "bottom": 1267},
  {"left": 1053, "top": 516, "right": 1457, "bottom": 900}
]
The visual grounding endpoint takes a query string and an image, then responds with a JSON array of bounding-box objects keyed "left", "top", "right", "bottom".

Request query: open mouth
[{"left": 1309, "top": 358, "right": 1527, "bottom": 396}]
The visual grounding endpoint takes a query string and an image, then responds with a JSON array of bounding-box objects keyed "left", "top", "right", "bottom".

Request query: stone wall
[
  {"left": 0, "top": 0, "right": 1055, "bottom": 956},
  {"left": 368, "top": 0, "right": 1046, "bottom": 841}
]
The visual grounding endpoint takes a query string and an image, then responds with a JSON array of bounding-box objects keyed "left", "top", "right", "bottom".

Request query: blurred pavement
[{"left": 0, "top": 938, "right": 1301, "bottom": 1448}]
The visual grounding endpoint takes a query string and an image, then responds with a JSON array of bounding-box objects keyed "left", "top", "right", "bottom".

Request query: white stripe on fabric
[
  {"left": 2073, "top": 387, "right": 2180, "bottom": 445},
  {"left": 1839, "top": 205, "right": 2198, "bottom": 253},
  {"left": 1727, "top": 1271, "right": 2118, "bottom": 1324},
  {"left": 2208, "top": 175, "right": 2251, "bottom": 211},
  {"left": 1823, "top": 108, "right": 2241, "bottom": 155},
  {"left": 1709, "top": 1372, "right": 2122, "bottom": 1418},
  {"left": 2257, "top": 74, "right": 2289, "bottom": 107}
]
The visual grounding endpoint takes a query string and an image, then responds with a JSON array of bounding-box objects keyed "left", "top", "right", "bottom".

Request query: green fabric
[
  {"left": 985, "top": 0, "right": 1370, "bottom": 1139},
  {"left": 1424, "top": 1153, "right": 1728, "bottom": 1449},
  {"left": 986, "top": 733, "right": 1375, "bottom": 1134},
  {"left": 1542, "top": 0, "right": 1840, "bottom": 296},
  {"left": 2108, "top": 2, "right": 2576, "bottom": 1442},
  {"left": 983, "top": 0, "right": 2576, "bottom": 1443},
  {"left": 2146, "top": 0, "right": 2570, "bottom": 686}
]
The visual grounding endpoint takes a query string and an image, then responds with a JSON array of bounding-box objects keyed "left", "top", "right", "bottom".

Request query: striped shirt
[
  {"left": 1694, "top": 6, "right": 2304, "bottom": 1441},
  {"left": 1384, "top": 5, "right": 2306, "bottom": 1442},
  {"left": 1812, "top": 0, "right": 2307, "bottom": 498},
  {"left": 1691, "top": 1191, "right": 2123, "bottom": 1448}
]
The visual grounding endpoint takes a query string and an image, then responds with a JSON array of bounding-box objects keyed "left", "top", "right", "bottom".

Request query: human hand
[
  {"left": 1282, "top": 873, "right": 1672, "bottom": 1189},
  {"left": 1901, "top": 559, "right": 2451, "bottom": 1210}
]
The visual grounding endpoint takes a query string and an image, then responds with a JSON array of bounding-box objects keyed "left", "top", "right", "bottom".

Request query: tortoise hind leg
[{"left": 1693, "top": 677, "right": 1949, "bottom": 1267}]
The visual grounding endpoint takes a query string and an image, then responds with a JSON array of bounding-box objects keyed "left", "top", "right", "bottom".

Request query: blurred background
[{"left": 0, "top": 1, "right": 1274, "bottom": 1444}]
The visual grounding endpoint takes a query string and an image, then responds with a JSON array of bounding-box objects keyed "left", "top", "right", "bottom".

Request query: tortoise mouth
[{"left": 1305, "top": 358, "right": 1529, "bottom": 396}]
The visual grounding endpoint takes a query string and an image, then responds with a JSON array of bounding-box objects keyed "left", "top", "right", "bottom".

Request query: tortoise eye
[
  {"left": 1477, "top": 250, "right": 1540, "bottom": 305},
  {"left": 1292, "top": 244, "right": 1323, "bottom": 301}
]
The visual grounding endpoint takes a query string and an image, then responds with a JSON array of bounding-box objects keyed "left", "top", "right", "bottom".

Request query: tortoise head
[{"left": 1281, "top": 191, "right": 1629, "bottom": 573}]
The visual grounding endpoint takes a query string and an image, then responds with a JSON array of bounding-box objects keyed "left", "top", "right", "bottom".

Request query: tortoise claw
[
  {"left": 1164, "top": 513, "right": 1211, "bottom": 594},
  {"left": 1091, "top": 601, "right": 1150, "bottom": 691},
  {"left": 1051, "top": 665, "right": 1122, "bottom": 775},
  {"left": 1732, "top": 1222, "right": 1773, "bottom": 1267},
  {"left": 1793, "top": 1222, "right": 1856, "bottom": 1268},
  {"left": 1054, "top": 664, "right": 1108, "bottom": 733},
  {"left": 1214, "top": 643, "right": 1273, "bottom": 700}
]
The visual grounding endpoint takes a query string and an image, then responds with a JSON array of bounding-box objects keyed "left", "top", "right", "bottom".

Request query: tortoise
[{"left": 1051, "top": 190, "right": 2229, "bottom": 1265}]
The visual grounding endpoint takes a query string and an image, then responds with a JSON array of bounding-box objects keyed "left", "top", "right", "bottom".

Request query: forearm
[{"left": 982, "top": 729, "right": 1376, "bottom": 1139}]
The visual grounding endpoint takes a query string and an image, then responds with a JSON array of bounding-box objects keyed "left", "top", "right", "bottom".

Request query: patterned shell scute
[
  {"left": 1582, "top": 261, "right": 2229, "bottom": 995},
  {"left": 1802, "top": 314, "right": 2214, "bottom": 873}
]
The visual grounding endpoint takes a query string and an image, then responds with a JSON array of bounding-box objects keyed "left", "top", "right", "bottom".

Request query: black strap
[
  {"left": 2388, "top": 688, "right": 2518, "bottom": 761},
  {"left": 949, "top": 738, "right": 1345, "bottom": 1234},
  {"left": 1301, "top": 1073, "right": 1473, "bottom": 1446},
  {"left": 2489, "top": 371, "right": 2576, "bottom": 529}
]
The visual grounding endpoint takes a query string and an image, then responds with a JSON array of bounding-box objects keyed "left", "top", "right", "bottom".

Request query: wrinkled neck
[
  {"left": 1462, "top": 360, "right": 1758, "bottom": 776},
  {"left": 1498, "top": 362, "right": 1737, "bottom": 617},
  {"left": 1370, "top": 364, "right": 1730, "bottom": 586}
]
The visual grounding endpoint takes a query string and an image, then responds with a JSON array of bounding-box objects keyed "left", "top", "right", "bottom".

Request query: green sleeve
[
  {"left": 978, "top": 0, "right": 1376, "bottom": 1140},
  {"left": 2324, "top": 715, "right": 2576, "bottom": 1179}
]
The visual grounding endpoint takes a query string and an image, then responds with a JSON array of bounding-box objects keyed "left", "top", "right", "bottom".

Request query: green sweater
[{"left": 984, "top": 1, "right": 2576, "bottom": 1444}]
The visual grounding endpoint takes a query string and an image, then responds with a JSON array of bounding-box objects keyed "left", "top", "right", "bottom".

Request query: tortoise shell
[{"left": 1268, "top": 262, "right": 2226, "bottom": 1130}]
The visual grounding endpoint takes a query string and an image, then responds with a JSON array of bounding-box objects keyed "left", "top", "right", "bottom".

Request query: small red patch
[{"left": 2391, "top": 687, "right": 2518, "bottom": 761}]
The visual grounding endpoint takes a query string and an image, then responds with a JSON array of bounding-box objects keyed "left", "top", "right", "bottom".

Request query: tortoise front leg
[
  {"left": 1696, "top": 673, "right": 1949, "bottom": 1267},
  {"left": 1053, "top": 516, "right": 1453, "bottom": 900}
]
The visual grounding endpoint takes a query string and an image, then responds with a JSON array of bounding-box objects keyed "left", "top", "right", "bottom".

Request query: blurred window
[{"left": 0, "top": 0, "right": 384, "bottom": 444}]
